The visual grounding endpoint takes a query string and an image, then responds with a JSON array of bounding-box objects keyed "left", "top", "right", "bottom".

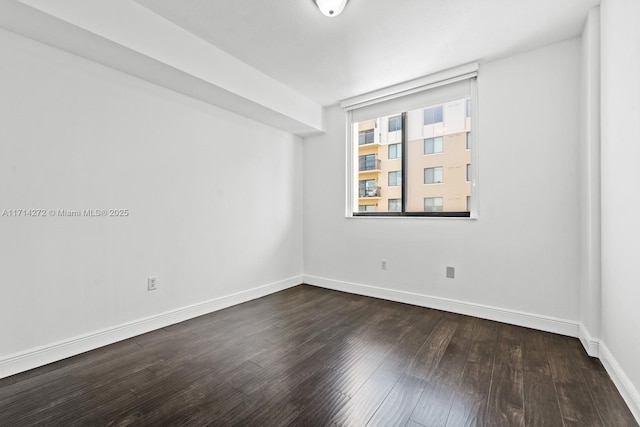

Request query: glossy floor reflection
[{"left": 0, "top": 285, "right": 636, "bottom": 426}]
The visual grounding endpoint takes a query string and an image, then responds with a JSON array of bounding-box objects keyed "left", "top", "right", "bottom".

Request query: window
[
  {"left": 359, "top": 154, "right": 379, "bottom": 171},
  {"left": 388, "top": 143, "right": 402, "bottom": 159},
  {"left": 359, "top": 179, "right": 379, "bottom": 198},
  {"left": 424, "top": 167, "right": 443, "bottom": 184},
  {"left": 388, "top": 171, "right": 402, "bottom": 186},
  {"left": 388, "top": 199, "right": 401, "bottom": 212},
  {"left": 345, "top": 65, "right": 477, "bottom": 217},
  {"left": 424, "top": 197, "right": 443, "bottom": 212},
  {"left": 359, "top": 205, "right": 376, "bottom": 212},
  {"left": 424, "top": 137, "right": 443, "bottom": 155},
  {"left": 358, "top": 129, "right": 374, "bottom": 145},
  {"left": 424, "top": 106, "right": 443, "bottom": 125},
  {"left": 388, "top": 115, "right": 402, "bottom": 132}
]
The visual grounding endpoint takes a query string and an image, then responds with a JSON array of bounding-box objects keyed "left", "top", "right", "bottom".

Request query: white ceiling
[{"left": 134, "top": 0, "right": 599, "bottom": 107}]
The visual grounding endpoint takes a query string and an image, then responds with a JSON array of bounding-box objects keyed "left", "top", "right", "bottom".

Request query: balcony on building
[
  {"left": 359, "top": 186, "right": 381, "bottom": 199},
  {"left": 358, "top": 129, "right": 376, "bottom": 146},
  {"left": 359, "top": 158, "right": 382, "bottom": 173}
]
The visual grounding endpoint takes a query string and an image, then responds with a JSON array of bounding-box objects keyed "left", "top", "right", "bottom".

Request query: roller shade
[{"left": 342, "top": 65, "right": 477, "bottom": 122}]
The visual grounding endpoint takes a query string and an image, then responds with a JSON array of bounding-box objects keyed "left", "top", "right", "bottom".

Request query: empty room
[{"left": 1, "top": 0, "right": 639, "bottom": 425}]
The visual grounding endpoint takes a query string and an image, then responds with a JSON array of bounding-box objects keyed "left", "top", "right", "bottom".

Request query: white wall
[
  {"left": 600, "top": 0, "right": 640, "bottom": 417},
  {"left": 579, "top": 6, "right": 601, "bottom": 356},
  {"left": 304, "top": 38, "right": 582, "bottom": 328},
  {"left": 0, "top": 29, "right": 303, "bottom": 362}
]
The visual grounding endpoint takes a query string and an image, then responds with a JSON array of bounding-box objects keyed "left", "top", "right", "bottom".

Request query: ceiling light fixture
[{"left": 314, "top": 0, "right": 348, "bottom": 17}]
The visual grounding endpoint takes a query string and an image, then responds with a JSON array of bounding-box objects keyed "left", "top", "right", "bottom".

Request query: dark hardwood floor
[{"left": 0, "top": 285, "right": 636, "bottom": 426}]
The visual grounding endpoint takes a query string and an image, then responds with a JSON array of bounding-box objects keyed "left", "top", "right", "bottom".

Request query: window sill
[{"left": 347, "top": 214, "right": 478, "bottom": 220}]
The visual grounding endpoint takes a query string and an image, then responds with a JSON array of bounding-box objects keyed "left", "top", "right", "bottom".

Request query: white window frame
[
  {"left": 388, "top": 170, "right": 402, "bottom": 187},
  {"left": 424, "top": 197, "right": 444, "bottom": 212},
  {"left": 424, "top": 167, "right": 444, "bottom": 185},
  {"left": 343, "top": 63, "right": 480, "bottom": 219},
  {"left": 388, "top": 143, "right": 402, "bottom": 159},
  {"left": 424, "top": 137, "right": 444, "bottom": 155}
]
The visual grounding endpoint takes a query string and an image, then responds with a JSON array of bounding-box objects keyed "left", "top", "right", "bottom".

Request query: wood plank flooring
[{"left": 0, "top": 285, "right": 636, "bottom": 426}]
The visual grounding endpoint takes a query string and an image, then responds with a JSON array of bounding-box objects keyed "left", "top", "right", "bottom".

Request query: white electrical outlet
[
  {"left": 381, "top": 260, "right": 387, "bottom": 270},
  {"left": 147, "top": 276, "right": 157, "bottom": 291}
]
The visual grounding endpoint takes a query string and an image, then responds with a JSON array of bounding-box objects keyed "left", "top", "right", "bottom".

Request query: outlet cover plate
[{"left": 446, "top": 266, "right": 455, "bottom": 279}]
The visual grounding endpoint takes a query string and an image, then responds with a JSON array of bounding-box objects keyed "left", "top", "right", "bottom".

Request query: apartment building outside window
[
  {"left": 359, "top": 205, "right": 376, "bottom": 212},
  {"left": 388, "top": 199, "right": 401, "bottom": 212},
  {"left": 388, "top": 115, "right": 402, "bottom": 132},
  {"left": 359, "top": 154, "right": 380, "bottom": 172},
  {"left": 359, "top": 179, "right": 379, "bottom": 198},
  {"left": 358, "top": 129, "right": 374, "bottom": 145},
  {"left": 389, "top": 171, "right": 402, "bottom": 186},
  {"left": 423, "top": 106, "right": 443, "bottom": 125},
  {"left": 388, "top": 143, "right": 402, "bottom": 159},
  {"left": 424, "top": 167, "right": 443, "bottom": 184},
  {"left": 424, "top": 197, "right": 443, "bottom": 212},
  {"left": 344, "top": 65, "right": 478, "bottom": 217},
  {"left": 424, "top": 137, "right": 443, "bottom": 155}
]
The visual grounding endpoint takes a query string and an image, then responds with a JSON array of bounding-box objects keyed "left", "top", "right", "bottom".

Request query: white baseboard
[
  {"left": 0, "top": 275, "right": 302, "bottom": 380},
  {"left": 303, "top": 275, "right": 579, "bottom": 338},
  {"left": 578, "top": 323, "right": 600, "bottom": 357},
  {"left": 599, "top": 342, "right": 640, "bottom": 424}
]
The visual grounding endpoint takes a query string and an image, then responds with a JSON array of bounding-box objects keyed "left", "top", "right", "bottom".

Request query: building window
[
  {"left": 388, "top": 143, "right": 402, "bottom": 159},
  {"left": 358, "top": 129, "right": 374, "bottom": 145},
  {"left": 424, "top": 137, "right": 443, "bottom": 155},
  {"left": 424, "top": 197, "right": 443, "bottom": 212},
  {"left": 359, "top": 205, "right": 376, "bottom": 212},
  {"left": 388, "top": 171, "right": 402, "bottom": 186},
  {"left": 388, "top": 115, "right": 402, "bottom": 132},
  {"left": 388, "top": 199, "right": 401, "bottom": 212},
  {"left": 359, "top": 180, "right": 379, "bottom": 198},
  {"left": 347, "top": 68, "right": 477, "bottom": 217},
  {"left": 424, "top": 167, "right": 443, "bottom": 184},
  {"left": 359, "top": 154, "right": 379, "bottom": 171},
  {"left": 424, "top": 106, "right": 443, "bottom": 125}
]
